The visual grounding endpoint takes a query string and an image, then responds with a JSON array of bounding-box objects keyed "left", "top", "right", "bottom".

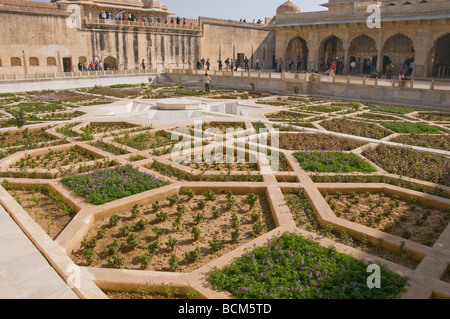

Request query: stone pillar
[
  {"left": 343, "top": 46, "right": 350, "bottom": 75},
  {"left": 22, "top": 51, "right": 28, "bottom": 76},
  {"left": 376, "top": 47, "right": 383, "bottom": 72}
]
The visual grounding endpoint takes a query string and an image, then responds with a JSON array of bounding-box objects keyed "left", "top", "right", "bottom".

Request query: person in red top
[
  {"left": 336, "top": 60, "right": 342, "bottom": 74},
  {"left": 329, "top": 61, "right": 336, "bottom": 76}
]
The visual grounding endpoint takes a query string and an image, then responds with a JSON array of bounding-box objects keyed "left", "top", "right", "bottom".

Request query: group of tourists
[
  {"left": 77, "top": 60, "right": 103, "bottom": 72},
  {"left": 238, "top": 18, "right": 264, "bottom": 24},
  {"left": 328, "top": 56, "right": 415, "bottom": 80},
  {"left": 98, "top": 11, "right": 190, "bottom": 26},
  {"left": 197, "top": 57, "right": 253, "bottom": 72}
]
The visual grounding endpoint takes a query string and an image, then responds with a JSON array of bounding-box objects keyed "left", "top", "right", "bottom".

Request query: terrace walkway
[
  {"left": 168, "top": 69, "right": 450, "bottom": 92},
  {"left": 0, "top": 206, "right": 77, "bottom": 299}
]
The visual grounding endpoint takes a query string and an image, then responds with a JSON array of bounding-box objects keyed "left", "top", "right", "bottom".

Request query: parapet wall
[{"left": 167, "top": 71, "right": 450, "bottom": 110}]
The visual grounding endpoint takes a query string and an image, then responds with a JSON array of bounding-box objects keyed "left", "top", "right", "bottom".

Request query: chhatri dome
[{"left": 276, "top": 0, "right": 301, "bottom": 15}]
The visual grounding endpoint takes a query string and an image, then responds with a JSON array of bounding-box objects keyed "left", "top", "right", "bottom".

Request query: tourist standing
[
  {"left": 409, "top": 60, "right": 414, "bottom": 76},
  {"left": 255, "top": 58, "right": 260, "bottom": 71},
  {"left": 78, "top": 61, "right": 82, "bottom": 72},
  {"left": 386, "top": 62, "right": 394, "bottom": 79},
  {"left": 244, "top": 57, "right": 249, "bottom": 72},
  {"left": 203, "top": 72, "right": 212, "bottom": 93},
  {"left": 350, "top": 60, "right": 356, "bottom": 76},
  {"left": 297, "top": 56, "right": 302, "bottom": 72},
  {"left": 230, "top": 59, "right": 234, "bottom": 71},
  {"left": 329, "top": 61, "right": 336, "bottom": 77},
  {"left": 336, "top": 60, "right": 342, "bottom": 75},
  {"left": 201, "top": 57, "right": 205, "bottom": 69},
  {"left": 279, "top": 58, "right": 283, "bottom": 73},
  {"left": 142, "top": 59, "right": 146, "bottom": 71},
  {"left": 225, "top": 58, "right": 230, "bottom": 71},
  {"left": 398, "top": 65, "right": 407, "bottom": 80},
  {"left": 218, "top": 59, "right": 223, "bottom": 71},
  {"left": 206, "top": 59, "right": 210, "bottom": 71},
  {"left": 366, "top": 59, "right": 372, "bottom": 74}
]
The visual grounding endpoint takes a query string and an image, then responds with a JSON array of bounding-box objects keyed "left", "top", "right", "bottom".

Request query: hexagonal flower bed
[
  {"left": 208, "top": 232, "right": 408, "bottom": 299},
  {"left": 277, "top": 133, "right": 367, "bottom": 151},
  {"left": 10, "top": 145, "right": 102, "bottom": 170},
  {"left": 320, "top": 118, "right": 391, "bottom": 139},
  {"left": 324, "top": 190, "right": 450, "bottom": 247},
  {"left": 380, "top": 122, "right": 445, "bottom": 134},
  {"left": 363, "top": 144, "right": 450, "bottom": 186},
  {"left": 389, "top": 134, "right": 450, "bottom": 152},
  {"left": 61, "top": 164, "right": 171, "bottom": 205},
  {"left": 293, "top": 151, "right": 376, "bottom": 173},
  {"left": 71, "top": 188, "right": 275, "bottom": 272},
  {"left": 2, "top": 181, "right": 77, "bottom": 240},
  {"left": 282, "top": 188, "right": 421, "bottom": 269},
  {"left": 113, "top": 130, "right": 177, "bottom": 152}
]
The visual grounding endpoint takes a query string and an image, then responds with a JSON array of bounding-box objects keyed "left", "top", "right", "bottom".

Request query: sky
[{"left": 29, "top": 0, "right": 326, "bottom": 21}]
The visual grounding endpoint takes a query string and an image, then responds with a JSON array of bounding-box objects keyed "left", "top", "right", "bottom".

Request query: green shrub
[
  {"left": 109, "top": 214, "right": 121, "bottom": 227},
  {"left": 208, "top": 232, "right": 408, "bottom": 299}
]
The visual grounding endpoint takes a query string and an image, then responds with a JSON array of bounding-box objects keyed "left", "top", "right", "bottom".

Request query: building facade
[
  {"left": 0, "top": 0, "right": 448, "bottom": 79},
  {"left": 270, "top": 0, "right": 450, "bottom": 78},
  {"left": 0, "top": 0, "right": 275, "bottom": 75}
]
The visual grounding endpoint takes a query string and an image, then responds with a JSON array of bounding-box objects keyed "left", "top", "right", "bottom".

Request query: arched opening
[
  {"left": 431, "top": 33, "right": 450, "bottom": 78},
  {"left": 319, "top": 35, "right": 344, "bottom": 71},
  {"left": 29, "top": 57, "right": 39, "bottom": 66},
  {"left": 10, "top": 57, "right": 21, "bottom": 67},
  {"left": 349, "top": 34, "right": 377, "bottom": 74},
  {"left": 382, "top": 33, "right": 414, "bottom": 75},
  {"left": 286, "top": 36, "right": 309, "bottom": 72},
  {"left": 104, "top": 56, "right": 118, "bottom": 71}
]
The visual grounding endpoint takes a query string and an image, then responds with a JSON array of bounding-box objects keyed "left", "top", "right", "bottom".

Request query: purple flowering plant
[
  {"left": 208, "top": 232, "right": 407, "bottom": 299},
  {"left": 61, "top": 163, "right": 170, "bottom": 205}
]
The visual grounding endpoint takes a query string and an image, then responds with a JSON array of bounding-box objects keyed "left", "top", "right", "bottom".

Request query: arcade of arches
[{"left": 277, "top": 30, "right": 450, "bottom": 78}]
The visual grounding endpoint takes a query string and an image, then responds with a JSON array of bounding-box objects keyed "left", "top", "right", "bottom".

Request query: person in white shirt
[
  {"left": 255, "top": 58, "right": 260, "bottom": 71},
  {"left": 350, "top": 60, "right": 356, "bottom": 76},
  {"left": 203, "top": 73, "right": 212, "bottom": 92}
]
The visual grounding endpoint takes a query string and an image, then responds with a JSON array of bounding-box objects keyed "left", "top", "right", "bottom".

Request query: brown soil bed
[
  {"left": 0, "top": 127, "right": 59, "bottom": 149},
  {"left": 276, "top": 133, "right": 367, "bottom": 151},
  {"left": 177, "top": 151, "right": 259, "bottom": 172},
  {"left": 5, "top": 185, "right": 76, "bottom": 240},
  {"left": 11, "top": 146, "right": 100, "bottom": 169},
  {"left": 283, "top": 189, "right": 422, "bottom": 269},
  {"left": 357, "top": 113, "right": 400, "bottom": 121},
  {"left": 415, "top": 113, "right": 450, "bottom": 122},
  {"left": 104, "top": 290, "right": 186, "bottom": 299},
  {"left": 113, "top": 130, "right": 177, "bottom": 151},
  {"left": 72, "top": 193, "right": 275, "bottom": 272},
  {"left": 200, "top": 122, "right": 246, "bottom": 134},
  {"left": 389, "top": 134, "right": 450, "bottom": 152},
  {"left": 320, "top": 118, "right": 392, "bottom": 140},
  {"left": 325, "top": 191, "right": 449, "bottom": 247},
  {"left": 85, "top": 122, "right": 140, "bottom": 134}
]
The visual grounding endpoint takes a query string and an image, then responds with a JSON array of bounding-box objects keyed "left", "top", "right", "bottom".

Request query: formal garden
[{"left": 0, "top": 83, "right": 448, "bottom": 299}]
